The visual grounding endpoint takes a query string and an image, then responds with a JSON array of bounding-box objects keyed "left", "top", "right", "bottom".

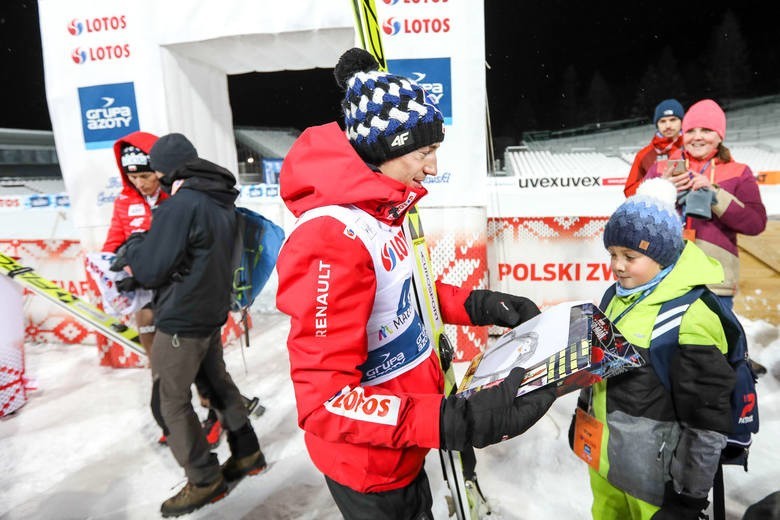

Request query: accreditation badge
[{"left": 573, "top": 407, "right": 603, "bottom": 471}]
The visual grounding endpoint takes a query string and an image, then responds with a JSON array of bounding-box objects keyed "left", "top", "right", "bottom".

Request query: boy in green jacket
[{"left": 572, "top": 178, "right": 735, "bottom": 520}]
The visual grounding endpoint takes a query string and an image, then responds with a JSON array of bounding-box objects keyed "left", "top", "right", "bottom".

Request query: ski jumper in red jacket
[
  {"left": 102, "top": 131, "right": 168, "bottom": 253},
  {"left": 276, "top": 122, "right": 475, "bottom": 493},
  {"left": 276, "top": 51, "right": 556, "bottom": 518}
]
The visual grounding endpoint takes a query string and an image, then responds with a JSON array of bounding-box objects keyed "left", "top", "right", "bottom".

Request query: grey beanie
[{"left": 149, "top": 133, "right": 198, "bottom": 176}]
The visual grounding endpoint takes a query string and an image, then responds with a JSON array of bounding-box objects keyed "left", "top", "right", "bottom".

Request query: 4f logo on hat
[{"left": 390, "top": 131, "right": 411, "bottom": 148}]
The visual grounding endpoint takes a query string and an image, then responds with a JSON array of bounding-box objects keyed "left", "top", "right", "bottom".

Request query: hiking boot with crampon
[
  {"left": 221, "top": 449, "right": 267, "bottom": 482},
  {"left": 160, "top": 474, "right": 227, "bottom": 518}
]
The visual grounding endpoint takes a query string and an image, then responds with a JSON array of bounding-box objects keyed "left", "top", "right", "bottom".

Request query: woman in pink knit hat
[{"left": 644, "top": 98, "right": 767, "bottom": 308}]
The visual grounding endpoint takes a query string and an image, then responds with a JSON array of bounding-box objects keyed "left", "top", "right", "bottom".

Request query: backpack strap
[
  {"left": 696, "top": 291, "right": 748, "bottom": 366},
  {"left": 599, "top": 284, "right": 616, "bottom": 312},
  {"left": 231, "top": 208, "right": 249, "bottom": 310},
  {"left": 647, "top": 286, "right": 707, "bottom": 391}
]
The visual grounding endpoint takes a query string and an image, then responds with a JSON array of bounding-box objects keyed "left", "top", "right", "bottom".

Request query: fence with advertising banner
[
  {"left": 485, "top": 170, "right": 627, "bottom": 313},
  {"left": 0, "top": 274, "right": 26, "bottom": 417},
  {"left": 0, "top": 237, "right": 250, "bottom": 369}
]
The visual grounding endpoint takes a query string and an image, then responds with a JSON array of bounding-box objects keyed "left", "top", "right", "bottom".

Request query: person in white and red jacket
[
  {"left": 102, "top": 131, "right": 167, "bottom": 353},
  {"left": 275, "top": 48, "right": 557, "bottom": 520}
]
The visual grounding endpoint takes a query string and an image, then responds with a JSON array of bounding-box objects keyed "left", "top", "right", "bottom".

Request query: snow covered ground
[{"left": 1, "top": 311, "right": 779, "bottom": 520}]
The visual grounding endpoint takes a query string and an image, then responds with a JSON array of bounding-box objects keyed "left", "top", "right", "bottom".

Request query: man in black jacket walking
[{"left": 119, "top": 133, "right": 266, "bottom": 517}]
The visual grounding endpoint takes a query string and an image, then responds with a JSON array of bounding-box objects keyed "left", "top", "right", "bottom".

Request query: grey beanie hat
[{"left": 149, "top": 133, "right": 198, "bottom": 176}]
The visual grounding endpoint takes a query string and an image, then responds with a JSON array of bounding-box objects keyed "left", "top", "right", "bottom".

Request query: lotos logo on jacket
[
  {"left": 325, "top": 385, "right": 401, "bottom": 425},
  {"left": 381, "top": 229, "right": 409, "bottom": 271}
]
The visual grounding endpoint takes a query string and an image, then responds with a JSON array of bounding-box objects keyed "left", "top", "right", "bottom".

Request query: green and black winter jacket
[{"left": 583, "top": 241, "right": 736, "bottom": 505}]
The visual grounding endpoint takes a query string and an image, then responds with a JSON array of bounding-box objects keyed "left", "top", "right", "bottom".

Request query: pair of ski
[
  {"left": 0, "top": 251, "right": 266, "bottom": 419},
  {"left": 348, "top": 0, "right": 489, "bottom": 515},
  {"left": 404, "top": 208, "right": 490, "bottom": 520}
]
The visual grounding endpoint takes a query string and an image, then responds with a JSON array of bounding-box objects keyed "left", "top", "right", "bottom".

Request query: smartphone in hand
[{"left": 668, "top": 159, "right": 686, "bottom": 175}]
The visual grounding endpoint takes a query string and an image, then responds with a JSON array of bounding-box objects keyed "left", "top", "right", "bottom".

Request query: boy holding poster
[{"left": 571, "top": 178, "right": 735, "bottom": 520}]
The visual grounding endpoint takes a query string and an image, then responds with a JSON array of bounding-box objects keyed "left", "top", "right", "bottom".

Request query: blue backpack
[
  {"left": 600, "top": 284, "right": 759, "bottom": 468},
  {"left": 231, "top": 206, "right": 285, "bottom": 313}
]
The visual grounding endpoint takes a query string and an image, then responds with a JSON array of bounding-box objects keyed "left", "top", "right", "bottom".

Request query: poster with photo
[{"left": 457, "top": 301, "right": 645, "bottom": 398}]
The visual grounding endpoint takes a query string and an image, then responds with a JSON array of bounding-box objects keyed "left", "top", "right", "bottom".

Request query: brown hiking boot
[
  {"left": 160, "top": 475, "right": 227, "bottom": 517},
  {"left": 221, "top": 450, "right": 267, "bottom": 482}
]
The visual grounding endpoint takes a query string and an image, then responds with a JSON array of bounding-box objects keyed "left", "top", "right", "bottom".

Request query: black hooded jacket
[{"left": 125, "top": 158, "right": 238, "bottom": 336}]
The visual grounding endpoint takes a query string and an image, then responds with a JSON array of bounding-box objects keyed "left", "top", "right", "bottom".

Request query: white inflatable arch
[{"left": 38, "top": 0, "right": 355, "bottom": 250}]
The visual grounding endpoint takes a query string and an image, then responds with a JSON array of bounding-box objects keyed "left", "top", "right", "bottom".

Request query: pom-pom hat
[
  {"left": 682, "top": 99, "right": 726, "bottom": 140},
  {"left": 653, "top": 98, "right": 684, "bottom": 125},
  {"left": 334, "top": 47, "right": 445, "bottom": 165},
  {"left": 603, "top": 178, "right": 684, "bottom": 267}
]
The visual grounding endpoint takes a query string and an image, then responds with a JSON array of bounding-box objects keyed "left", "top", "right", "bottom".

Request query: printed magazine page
[{"left": 457, "top": 300, "right": 644, "bottom": 398}]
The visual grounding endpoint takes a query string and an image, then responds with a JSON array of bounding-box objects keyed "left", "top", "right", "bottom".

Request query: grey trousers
[{"left": 150, "top": 329, "right": 249, "bottom": 484}]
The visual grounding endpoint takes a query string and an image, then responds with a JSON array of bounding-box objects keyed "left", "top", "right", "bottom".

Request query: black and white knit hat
[
  {"left": 603, "top": 178, "right": 684, "bottom": 267},
  {"left": 120, "top": 145, "right": 153, "bottom": 174},
  {"left": 334, "top": 47, "right": 445, "bottom": 165}
]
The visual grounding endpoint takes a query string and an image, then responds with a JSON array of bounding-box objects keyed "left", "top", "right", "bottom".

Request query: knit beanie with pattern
[
  {"left": 120, "top": 145, "right": 153, "bottom": 174},
  {"left": 334, "top": 47, "right": 445, "bottom": 165},
  {"left": 603, "top": 178, "right": 684, "bottom": 267}
]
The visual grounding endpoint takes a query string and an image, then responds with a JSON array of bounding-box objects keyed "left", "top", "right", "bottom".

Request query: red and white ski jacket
[
  {"left": 276, "top": 122, "right": 473, "bottom": 493},
  {"left": 102, "top": 131, "right": 168, "bottom": 253}
]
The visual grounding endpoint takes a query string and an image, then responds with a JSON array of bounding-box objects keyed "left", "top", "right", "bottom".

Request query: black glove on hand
[
  {"left": 109, "top": 232, "right": 146, "bottom": 272},
  {"left": 440, "top": 367, "right": 557, "bottom": 451},
  {"left": 116, "top": 276, "right": 141, "bottom": 293},
  {"left": 568, "top": 393, "right": 590, "bottom": 450},
  {"left": 464, "top": 290, "right": 541, "bottom": 328},
  {"left": 651, "top": 481, "right": 709, "bottom": 520}
]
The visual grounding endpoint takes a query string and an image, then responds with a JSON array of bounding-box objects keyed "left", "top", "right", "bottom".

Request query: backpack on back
[
  {"left": 231, "top": 206, "right": 285, "bottom": 313},
  {"left": 600, "top": 284, "right": 759, "bottom": 468}
]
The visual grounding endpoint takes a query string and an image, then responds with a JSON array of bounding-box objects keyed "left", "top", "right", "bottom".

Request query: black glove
[
  {"left": 464, "top": 290, "right": 541, "bottom": 328},
  {"left": 567, "top": 412, "right": 577, "bottom": 450},
  {"left": 440, "top": 367, "right": 557, "bottom": 451},
  {"left": 109, "top": 233, "right": 146, "bottom": 272},
  {"left": 568, "top": 392, "right": 590, "bottom": 450},
  {"left": 651, "top": 481, "right": 709, "bottom": 520},
  {"left": 116, "top": 276, "right": 141, "bottom": 293}
]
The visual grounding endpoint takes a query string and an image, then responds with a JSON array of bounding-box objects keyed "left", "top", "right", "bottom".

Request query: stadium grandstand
[
  {"left": 0, "top": 126, "right": 298, "bottom": 195},
  {"left": 502, "top": 95, "right": 780, "bottom": 179},
  {"left": 3, "top": 95, "right": 780, "bottom": 192}
]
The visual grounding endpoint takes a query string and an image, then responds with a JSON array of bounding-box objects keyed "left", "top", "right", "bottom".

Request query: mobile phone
[{"left": 668, "top": 159, "right": 686, "bottom": 175}]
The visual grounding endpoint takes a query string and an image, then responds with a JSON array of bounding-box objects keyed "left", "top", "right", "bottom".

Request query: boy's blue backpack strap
[
  {"left": 649, "top": 286, "right": 707, "bottom": 390},
  {"left": 599, "top": 284, "right": 616, "bottom": 312}
]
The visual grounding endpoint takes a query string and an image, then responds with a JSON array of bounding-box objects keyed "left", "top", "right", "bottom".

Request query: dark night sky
[{"left": 2, "top": 1, "right": 779, "bottom": 143}]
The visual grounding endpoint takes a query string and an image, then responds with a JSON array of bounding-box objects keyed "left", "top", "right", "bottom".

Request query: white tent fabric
[{"left": 37, "top": 0, "right": 354, "bottom": 251}]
